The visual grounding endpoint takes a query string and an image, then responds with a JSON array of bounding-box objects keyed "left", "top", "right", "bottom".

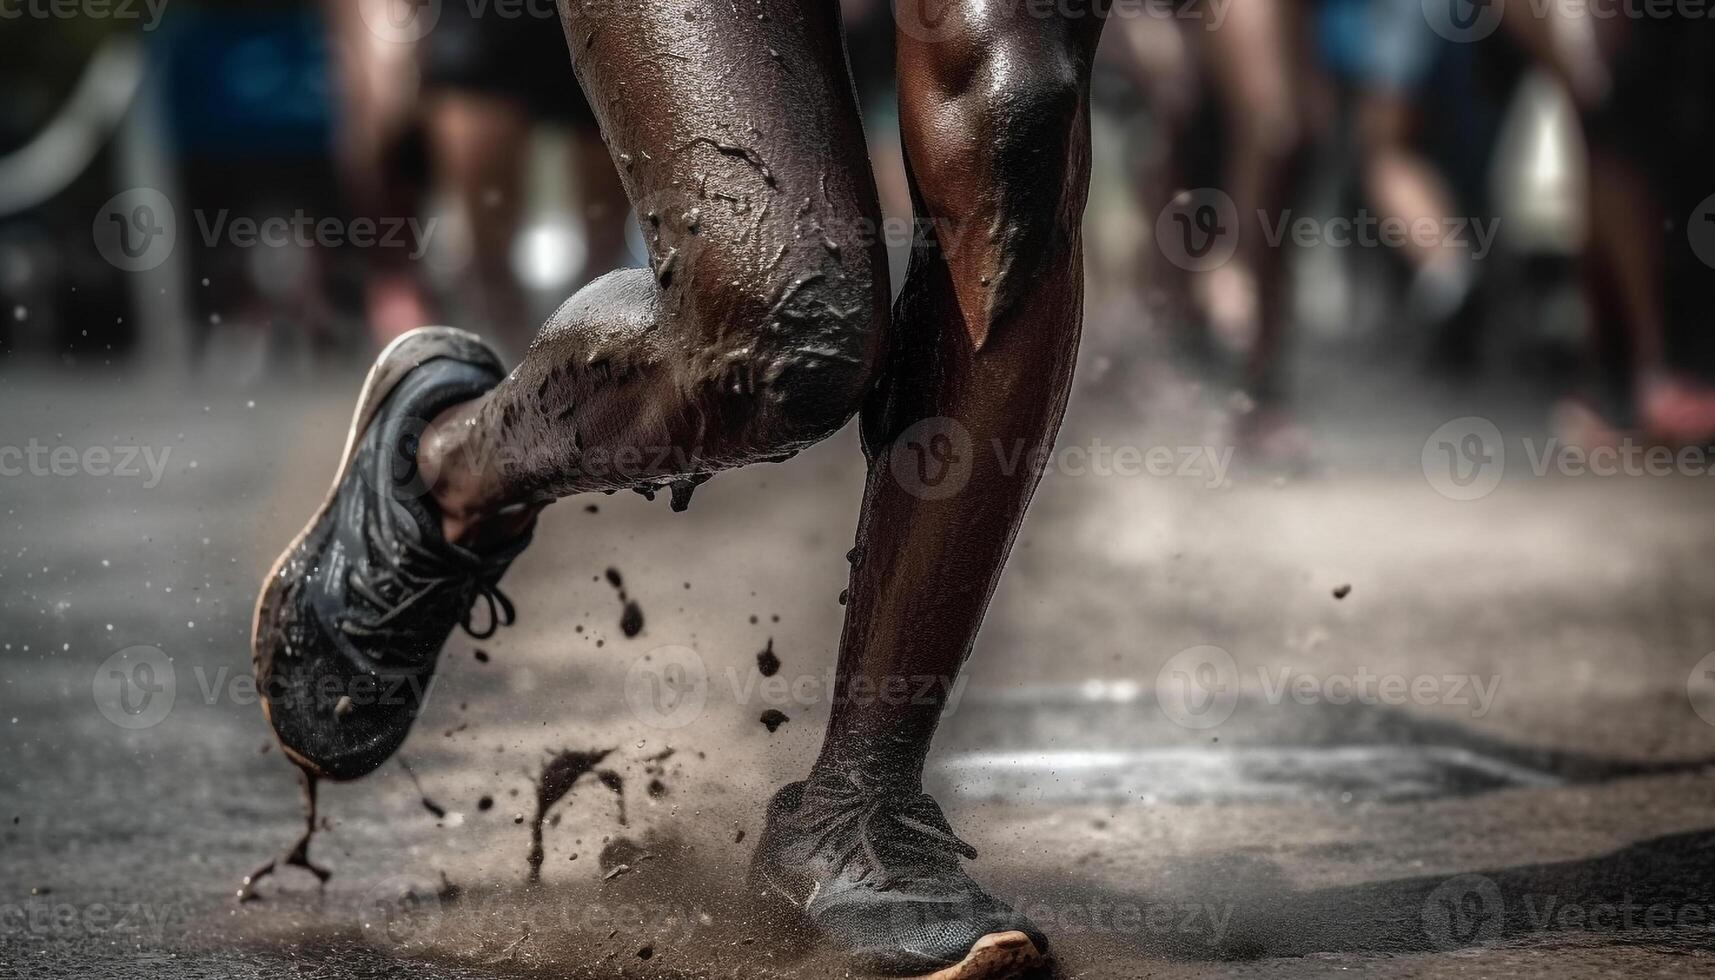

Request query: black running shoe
[
  {"left": 749, "top": 774, "right": 1049, "bottom": 979},
  {"left": 252, "top": 327, "right": 530, "bottom": 781}
]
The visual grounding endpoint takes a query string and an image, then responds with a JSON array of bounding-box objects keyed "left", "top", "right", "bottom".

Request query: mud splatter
[
  {"left": 237, "top": 769, "right": 328, "bottom": 902},
  {"left": 606, "top": 567, "right": 647, "bottom": 637},
  {"left": 1333, "top": 583, "right": 1352, "bottom": 600},
  {"left": 760, "top": 709, "right": 789, "bottom": 733},
  {"left": 528, "top": 748, "right": 612, "bottom": 884},
  {"left": 599, "top": 837, "right": 654, "bottom": 880},
  {"left": 400, "top": 757, "right": 447, "bottom": 819},
  {"left": 756, "top": 638, "right": 780, "bottom": 677},
  {"left": 621, "top": 600, "right": 645, "bottom": 637},
  {"left": 598, "top": 770, "right": 628, "bottom": 826},
  {"left": 474, "top": 649, "right": 490, "bottom": 663}
]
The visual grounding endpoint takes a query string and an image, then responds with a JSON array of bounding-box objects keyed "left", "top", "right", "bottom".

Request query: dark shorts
[{"left": 419, "top": 3, "right": 598, "bottom": 128}]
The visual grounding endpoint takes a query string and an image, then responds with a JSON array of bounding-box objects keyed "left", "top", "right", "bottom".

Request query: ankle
[
  {"left": 418, "top": 399, "right": 538, "bottom": 549},
  {"left": 807, "top": 748, "right": 926, "bottom": 795}
]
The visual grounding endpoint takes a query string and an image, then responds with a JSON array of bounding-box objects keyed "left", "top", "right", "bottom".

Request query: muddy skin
[
  {"left": 237, "top": 769, "right": 329, "bottom": 902},
  {"left": 419, "top": 0, "right": 891, "bottom": 522},
  {"left": 527, "top": 748, "right": 612, "bottom": 884}
]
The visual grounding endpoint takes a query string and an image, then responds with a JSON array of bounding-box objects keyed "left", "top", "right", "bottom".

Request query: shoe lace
[
  {"left": 798, "top": 773, "right": 979, "bottom": 892},
  {"left": 337, "top": 503, "right": 516, "bottom": 644}
]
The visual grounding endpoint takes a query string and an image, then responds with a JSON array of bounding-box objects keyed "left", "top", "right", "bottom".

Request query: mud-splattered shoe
[
  {"left": 252, "top": 327, "right": 531, "bottom": 781},
  {"left": 749, "top": 774, "right": 1049, "bottom": 979}
]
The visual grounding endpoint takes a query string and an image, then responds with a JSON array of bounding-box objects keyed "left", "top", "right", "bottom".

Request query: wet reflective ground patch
[{"left": 930, "top": 685, "right": 1701, "bottom": 806}]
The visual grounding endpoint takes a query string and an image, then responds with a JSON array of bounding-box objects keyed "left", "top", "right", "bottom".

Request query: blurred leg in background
[
  {"left": 322, "top": 0, "right": 431, "bottom": 348},
  {"left": 1354, "top": 0, "right": 1475, "bottom": 346},
  {"left": 420, "top": 4, "right": 628, "bottom": 354},
  {"left": 1505, "top": 3, "right": 1715, "bottom": 443},
  {"left": 1196, "top": 0, "right": 1313, "bottom": 460}
]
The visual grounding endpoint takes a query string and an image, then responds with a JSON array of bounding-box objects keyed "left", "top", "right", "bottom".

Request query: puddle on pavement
[{"left": 931, "top": 683, "right": 1695, "bottom": 806}]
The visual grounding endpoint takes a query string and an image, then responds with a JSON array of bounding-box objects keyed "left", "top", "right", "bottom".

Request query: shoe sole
[
  {"left": 751, "top": 871, "right": 1048, "bottom": 980},
  {"left": 914, "top": 931, "right": 1046, "bottom": 980},
  {"left": 252, "top": 326, "right": 503, "bottom": 779}
]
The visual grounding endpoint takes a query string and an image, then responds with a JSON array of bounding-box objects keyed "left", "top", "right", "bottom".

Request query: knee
[
  {"left": 694, "top": 234, "right": 889, "bottom": 453},
  {"left": 912, "top": 39, "right": 1087, "bottom": 222},
  {"left": 902, "top": 34, "right": 1091, "bottom": 338}
]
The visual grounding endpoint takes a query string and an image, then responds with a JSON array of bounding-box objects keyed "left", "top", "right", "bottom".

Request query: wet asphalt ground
[{"left": 5, "top": 331, "right": 1715, "bottom": 979}]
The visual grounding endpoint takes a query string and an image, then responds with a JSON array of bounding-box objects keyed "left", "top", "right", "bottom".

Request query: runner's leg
[
  {"left": 419, "top": 0, "right": 891, "bottom": 543},
  {"left": 813, "top": 0, "right": 1108, "bottom": 784}
]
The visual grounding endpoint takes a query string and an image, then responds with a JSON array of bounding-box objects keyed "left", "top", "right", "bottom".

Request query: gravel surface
[{"left": 5, "top": 350, "right": 1715, "bottom": 978}]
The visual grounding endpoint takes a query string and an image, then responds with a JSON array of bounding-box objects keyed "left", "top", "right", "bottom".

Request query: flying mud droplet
[
  {"left": 756, "top": 638, "right": 780, "bottom": 677},
  {"left": 398, "top": 757, "right": 447, "bottom": 819},
  {"left": 598, "top": 770, "right": 628, "bottom": 826},
  {"left": 605, "top": 567, "right": 647, "bottom": 637},
  {"left": 621, "top": 600, "right": 645, "bottom": 637},
  {"left": 1332, "top": 583, "right": 1352, "bottom": 600}
]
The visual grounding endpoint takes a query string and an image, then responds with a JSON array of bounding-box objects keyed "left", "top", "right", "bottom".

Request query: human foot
[
  {"left": 252, "top": 326, "right": 532, "bottom": 781},
  {"left": 749, "top": 774, "right": 1048, "bottom": 978}
]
